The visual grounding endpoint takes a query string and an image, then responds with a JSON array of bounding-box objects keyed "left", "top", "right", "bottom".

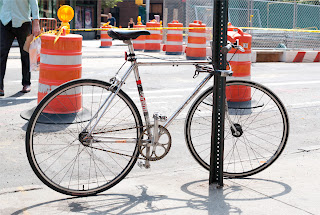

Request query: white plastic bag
[{"left": 29, "top": 37, "right": 41, "bottom": 72}]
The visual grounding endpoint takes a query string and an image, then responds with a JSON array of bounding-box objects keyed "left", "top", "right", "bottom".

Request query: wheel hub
[
  {"left": 231, "top": 123, "right": 243, "bottom": 137},
  {"left": 79, "top": 132, "right": 93, "bottom": 146}
]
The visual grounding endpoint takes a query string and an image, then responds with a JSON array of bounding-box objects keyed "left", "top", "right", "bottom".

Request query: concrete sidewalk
[
  {"left": 2, "top": 45, "right": 320, "bottom": 214},
  {"left": 0, "top": 147, "right": 319, "bottom": 215}
]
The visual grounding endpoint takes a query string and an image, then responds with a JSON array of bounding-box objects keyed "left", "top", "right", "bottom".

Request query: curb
[
  {"left": 252, "top": 50, "right": 320, "bottom": 63},
  {"left": 206, "top": 47, "right": 320, "bottom": 63}
]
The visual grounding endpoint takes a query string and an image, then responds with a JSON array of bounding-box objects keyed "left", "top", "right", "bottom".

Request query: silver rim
[
  {"left": 186, "top": 80, "right": 289, "bottom": 177},
  {"left": 27, "top": 80, "right": 142, "bottom": 195}
]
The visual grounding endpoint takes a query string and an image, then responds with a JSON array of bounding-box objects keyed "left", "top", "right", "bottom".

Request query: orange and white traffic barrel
[
  {"left": 39, "top": 33, "right": 82, "bottom": 114},
  {"left": 186, "top": 20, "right": 207, "bottom": 60},
  {"left": 100, "top": 24, "right": 112, "bottom": 48},
  {"left": 226, "top": 26, "right": 252, "bottom": 110},
  {"left": 165, "top": 20, "right": 183, "bottom": 55},
  {"left": 133, "top": 24, "right": 146, "bottom": 51},
  {"left": 145, "top": 20, "right": 161, "bottom": 52}
]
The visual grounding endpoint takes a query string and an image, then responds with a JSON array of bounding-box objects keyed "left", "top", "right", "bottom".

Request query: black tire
[
  {"left": 185, "top": 80, "right": 289, "bottom": 178},
  {"left": 26, "top": 79, "right": 143, "bottom": 196}
]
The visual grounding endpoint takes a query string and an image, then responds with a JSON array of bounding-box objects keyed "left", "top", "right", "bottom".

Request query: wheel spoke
[
  {"left": 186, "top": 80, "right": 288, "bottom": 177},
  {"left": 26, "top": 80, "right": 142, "bottom": 196}
]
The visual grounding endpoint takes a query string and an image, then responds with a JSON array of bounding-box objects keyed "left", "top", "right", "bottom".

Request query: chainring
[{"left": 138, "top": 125, "right": 172, "bottom": 161}]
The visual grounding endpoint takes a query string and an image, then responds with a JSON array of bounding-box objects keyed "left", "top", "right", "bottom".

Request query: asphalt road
[{"left": 0, "top": 48, "right": 320, "bottom": 214}]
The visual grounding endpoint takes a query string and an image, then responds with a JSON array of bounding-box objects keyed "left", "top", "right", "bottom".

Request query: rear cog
[{"left": 139, "top": 125, "right": 172, "bottom": 161}]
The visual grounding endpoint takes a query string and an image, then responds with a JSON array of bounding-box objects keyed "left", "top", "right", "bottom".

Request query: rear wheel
[
  {"left": 26, "top": 79, "right": 143, "bottom": 196},
  {"left": 185, "top": 80, "right": 289, "bottom": 178}
]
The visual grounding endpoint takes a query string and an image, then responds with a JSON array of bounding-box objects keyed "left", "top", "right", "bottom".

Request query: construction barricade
[
  {"left": 100, "top": 24, "right": 112, "bottom": 48},
  {"left": 133, "top": 24, "right": 146, "bottom": 51},
  {"left": 226, "top": 24, "right": 252, "bottom": 114},
  {"left": 145, "top": 20, "right": 161, "bottom": 52},
  {"left": 186, "top": 20, "right": 207, "bottom": 60},
  {"left": 165, "top": 20, "right": 183, "bottom": 55},
  {"left": 39, "top": 33, "right": 82, "bottom": 114}
]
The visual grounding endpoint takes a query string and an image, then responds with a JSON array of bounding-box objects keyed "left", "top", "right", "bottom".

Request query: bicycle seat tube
[{"left": 125, "top": 39, "right": 153, "bottom": 165}]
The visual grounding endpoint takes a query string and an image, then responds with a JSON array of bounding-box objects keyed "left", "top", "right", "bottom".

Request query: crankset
[{"left": 138, "top": 124, "right": 172, "bottom": 161}]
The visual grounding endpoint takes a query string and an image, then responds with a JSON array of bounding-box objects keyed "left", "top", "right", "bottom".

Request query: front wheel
[
  {"left": 185, "top": 80, "right": 289, "bottom": 178},
  {"left": 26, "top": 79, "right": 143, "bottom": 196}
]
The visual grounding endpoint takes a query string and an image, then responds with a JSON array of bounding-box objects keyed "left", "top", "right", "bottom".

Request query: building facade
[{"left": 37, "top": 0, "right": 179, "bottom": 39}]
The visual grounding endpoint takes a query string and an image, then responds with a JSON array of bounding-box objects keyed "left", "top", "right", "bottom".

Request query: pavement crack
[
  {"left": 0, "top": 187, "right": 43, "bottom": 196},
  {"left": 292, "top": 148, "right": 320, "bottom": 154}
]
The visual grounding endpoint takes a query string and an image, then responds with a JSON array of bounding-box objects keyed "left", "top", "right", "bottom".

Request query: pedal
[{"left": 137, "top": 161, "right": 151, "bottom": 169}]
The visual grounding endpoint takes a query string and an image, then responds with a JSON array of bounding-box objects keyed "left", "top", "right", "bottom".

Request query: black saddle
[{"left": 107, "top": 29, "right": 150, "bottom": 40}]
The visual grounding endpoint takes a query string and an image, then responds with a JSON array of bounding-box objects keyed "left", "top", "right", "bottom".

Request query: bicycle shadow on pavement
[{"left": 10, "top": 178, "right": 292, "bottom": 215}]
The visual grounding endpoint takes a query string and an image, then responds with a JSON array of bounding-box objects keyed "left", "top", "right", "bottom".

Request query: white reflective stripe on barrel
[
  {"left": 101, "top": 31, "right": 109, "bottom": 34},
  {"left": 101, "top": 39, "right": 112, "bottom": 42},
  {"left": 226, "top": 76, "right": 251, "bottom": 81},
  {"left": 148, "top": 30, "right": 161, "bottom": 34},
  {"left": 38, "top": 83, "right": 82, "bottom": 95},
  {"left": 166, "top": 41, "right": 183, "bottom": 45},
  {"left": 187, "top": 43, "right": 207, "bottom": 48},
  {"left": 40, "top": 54, "right": 82, "bottom": 65},
  {"left": 188, "top": 32, "right": 207, "bottom": 37},
  {"left": 133, "top": 40, "right": 145, "bottom": 44},
  {"left": 145, "top": 40, "right": 162, "bottom": 43},
  {"left": 227, "top": 53, "right": 252, "bottom": 62},
  {"left": 167, "top": 30, "right": 183, "bottom": 34}
]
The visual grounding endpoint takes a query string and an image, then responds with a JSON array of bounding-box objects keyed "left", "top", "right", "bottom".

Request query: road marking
[
  {"left": 263, "top": 80, "right": 320, "bottom": 86},
  {"left": 287, "top": 101, "right": 320, "bottom": 108},
  {"left": 1, "top": 94, "right": 320, "bottom": 108},
  {"left": 10, "top": 79, "right": 38, "bottom": 83},
  {"left": 0, "top": 96, "right": 37, "bottom": 101}
]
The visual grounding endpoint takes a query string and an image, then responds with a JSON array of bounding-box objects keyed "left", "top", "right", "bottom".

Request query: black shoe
[{"left": 0, "top": 90, "right": 4, "bottom": 96}]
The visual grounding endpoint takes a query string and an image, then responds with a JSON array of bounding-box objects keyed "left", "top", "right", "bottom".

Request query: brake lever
[{"left": 237, "top": 45, "right": 245, "bottom": 52}]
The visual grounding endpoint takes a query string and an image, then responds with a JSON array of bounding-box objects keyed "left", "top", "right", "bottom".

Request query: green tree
[{"left": 101, "top": 0, "right": 123, "bottom": 8}]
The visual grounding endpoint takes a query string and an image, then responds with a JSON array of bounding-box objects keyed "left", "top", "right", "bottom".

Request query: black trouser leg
[
  {"left": 0, "top": 22, "right": 15, "bottom": 90},
  {"left": 13, "top": 22, "right": 32, "bottom": 87}
]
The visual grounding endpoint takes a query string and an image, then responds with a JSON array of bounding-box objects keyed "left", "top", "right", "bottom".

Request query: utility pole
[
  {"left": 209, "top": 0, "right": 229, "bottom": 188},
  {"left": 146, "top": 0, "right": 150, "bottom": 22}
]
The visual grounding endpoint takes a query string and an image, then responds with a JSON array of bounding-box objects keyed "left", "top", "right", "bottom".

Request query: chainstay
[
  {"left": 89, "top": 125, "right": 150, "bottom": 160},
  {"left": 92, "top": 125, "right": 146, "bottom": 135},
  {"left": 87, "top": 145, "right": 147, "bottom": 160}
]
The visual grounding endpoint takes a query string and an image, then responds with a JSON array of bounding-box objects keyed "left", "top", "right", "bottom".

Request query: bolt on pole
[{"left": 209, "top": 0, "right": 229, "bottom": 187}]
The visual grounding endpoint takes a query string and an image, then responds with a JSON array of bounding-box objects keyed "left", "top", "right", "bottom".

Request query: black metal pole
[{"left": 209, "top": 0, "right": 229, "bottom": 187}]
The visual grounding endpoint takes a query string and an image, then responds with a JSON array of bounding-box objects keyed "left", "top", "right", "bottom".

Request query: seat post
[{"left": 124, "top": 39, "right": 135, "bottom": 55}]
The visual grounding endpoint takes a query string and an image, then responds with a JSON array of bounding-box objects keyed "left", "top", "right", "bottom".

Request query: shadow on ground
[
  {"left": 0, "top": 92, "right": 36, "bottom": 107},
  {"left": 11, "top": 178, "right": 291, "bottom": 215}
]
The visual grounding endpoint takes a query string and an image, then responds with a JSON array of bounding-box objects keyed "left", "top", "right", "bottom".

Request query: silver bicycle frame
[
  {"left": 85, "top": 40, "right": 213, "bottom": 139},
  {"left": 137, "top": 61, "right": 213, "bottom": 128}
]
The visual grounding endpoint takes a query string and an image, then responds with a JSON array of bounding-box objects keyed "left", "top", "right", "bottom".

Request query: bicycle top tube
[{"left": 108, "top": 29, "right": 213, "bottom": 67}]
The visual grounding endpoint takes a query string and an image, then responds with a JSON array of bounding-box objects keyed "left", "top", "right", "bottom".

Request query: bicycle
[{"left": 26, "top": 29, "right": 289, "bottom": 196}]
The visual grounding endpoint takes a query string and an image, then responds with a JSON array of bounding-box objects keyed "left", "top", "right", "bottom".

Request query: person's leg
[
  {"left": 14, "top": 22, "right": 32, "bottom": 89},
  {"left": 0, "top": 21, "right": 15, "bottom": 92}
]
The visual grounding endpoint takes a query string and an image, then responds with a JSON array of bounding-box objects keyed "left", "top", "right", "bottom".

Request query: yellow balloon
[{"left": 57, "top": 5, "right": 74, "bottom": 23}]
